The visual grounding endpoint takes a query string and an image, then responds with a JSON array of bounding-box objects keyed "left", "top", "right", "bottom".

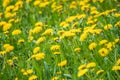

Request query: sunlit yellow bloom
[
  {"left": 14, "top": 18, "right": 20, "bottom": 23},
  {"left": 60, "top": 31, "right": 76, "bottom": 39},
  {"left": 50, "top": 45, "right": 60, "bottom": 51},
  {"left": 99, "top": 40, "right": 108, "bottom": 45},
  {"left": 26, "top": 0, "right": 32, "bottom": 3},
  {"left": 0, "top": 51, "right": 7, "bottom": 55},
  {"left": 116, "top": 59, "right": 120, "bottom": 65},
  {"left": 35, "top": 22, "right": 43, "bottom": 27},
  {"left": 26, "top": 69, "right": 33, "bottom": 74},
  {"left": 58, "top": 60, "right": 67, "bottom": 67},
  {"left": 15, "top": 77, "right": 18, "bottom": 80},
  {"left": 86, "top": 62, "right": 96, "bottom": 68},
  {"left": 96, "top": 70, "right": 104, "bottom": 75},
  {"left": 114, "top": 38, "right": 119, "bottom": 43},
  {"left": 115, "top": 21, "right": 120, "bottom": 27},
  {"left": 28, "top": 75, "right": 37, "bottom": 80},
  {"left": 98, "top": 48, "right": 109, "bottom": 57},
  {"left": 28, "top": 36, "right": 34, "bottom": 42},
  {"left": 53, "top": 37, "right": 59, "bottom": 41},
  {"left": 105, "top": 42, "right": 113, "bottom": 51},
  {"left": 66, "top": 16, "right": 76, "bottom": 23},
  {"left": 42, "top": 29, "right": 54, "bottom": 36},
  {"left": 70, "top": 28, "right": 81, "bottom": 33},
  {"left": 8, "top": 19, "right": 15, "bottom": 23},
  {"left": 70, "top": 1, "right": 77, "bottom": 8},
  {"left": 33, "top": 47, "right": 40, "bottom": 54},
  {"left": 78, "top": 69, "right": 88, "bottom": 77},
  {"left": 31, "top": 53, "right": 45, "bottom": 60},
  {"left": 3, "top": 0, "right": 11, "bottom": 8},
  {"left": 74, "top": 48, "right": 81, "bottom": 53},
  {"left": 3, "top": 44, "right": 14, "bottom": 52},
  {"left": 53, "top": 52, "right": 60, "bottom": 55},
  {"left": 36, "top": 37, "right": 45, "bottom": 44},
  {"left": 104, "top": 24, "right": 112, "bottom": 30},
  {"left": 114, "top": 13, "right": 120, "bottom": 17},
  {"left": 80, "top": 33, "right": 88, "bottom": 41},
  {"left": 32, "top": 27, "right": 42, "bottom": 34},
  {"left": 59, "top": 21, "right": 69, "bottom": 28},
  {"left": 57, "top": 30, "right": 65, "bottom": 35},
  {"left": 12, "top": 29, "right": 22, "bottom": 35},
  {"left": 71, "top": 22, "right": 78, "bottom": 28},
  {"left": 18, "top": 39, "right": 25, "bottom": 43},
  {"left": 78, "top": 64, "right": 86, "bottom": 70},
  {"left": 3, "top": 23, "right": 12, "bottom": 31},
  {"left": 51, "top": 76, "right": 59, "bottom": 80},
  {"left": 15, "top": 1, "right": 23, "bottom": 8},
  {"left": 88, "top": 42, "right": 97, "bottom": 50},
  {"left": 7, "top": 59, "right": 13, "bottom": 66},
  {"left": 39, "top": 2, "right": 50, "bottom": 8},
  {"left": 112, "top": 66, "right": 120, "bottom": 70},
  {"left": 76, "top": 14, "right": 86, "bottom": 19},
  {"left": 34, "top": 1, "right": 41, "bottom": 6},
  {"left": 22, "top": 69, "right": 33, "bottom": 75}
]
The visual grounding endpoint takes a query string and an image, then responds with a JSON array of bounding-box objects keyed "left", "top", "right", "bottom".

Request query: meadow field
[{"left": 0, "top": 0, "right": 120, "bottom": 80}]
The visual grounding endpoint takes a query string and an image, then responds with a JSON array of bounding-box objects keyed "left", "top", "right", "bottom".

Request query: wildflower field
[{"left": 0, "top": 0, "right": 120, "bottom": 80}]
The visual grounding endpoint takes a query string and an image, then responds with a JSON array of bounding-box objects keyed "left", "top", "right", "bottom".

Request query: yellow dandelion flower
[
  {"left": 35, "top": 22, "right": 43, "bottom": 27},
  {"left": 18, "top": 39, "right": 25, "bottom": 43},
  {"left": 58, "top": 60, "right": 67, "bottom": 67},
  {"left": 114, "top": 38, "right": 119, "bottom": 43},
  {"left": 26, "top": 69, "right": 33, "bottom": 74},
  {"left": 98, "top": 48, "right": 109, "bottom": 57},
  {"left": 15, "top": 77, "right": 18, "bottom": 80},
  {"left": 78, "top": 64, "right": 86, "bottom": 70},
  {"left": 53, "top": 52, "right": 60, "bottom": 55},
  {"left": 96, "top": 70, "right": 104, "bottom": 75},
  {"left": 74, "top": 48, "right": 81, "bottom": 53},
  {"left": 3, "top": 23, "right": 12, "bottom": 31},
  {"left": 15, "top": 1, "right": 23, "bottom": 8},
  {"left": 99, "top": 40, "right": 108, "bottom": 45},
  {"left": 88, "top": 42, "right": 97, "bottom": 50},
  {"left": 86, "top": 62, "right": 96, "bottom": 68},
  {"left": 36, "top": 37, "right": 45, "bottom": 44},
  {"left": 51, "top": 76, "right": 59, "bottom": 80},
  {"left": 0, "top": 51, "right": 7, "bottom": 55},
  {"left": 80, "top": 33, "right": 88, "bottom": 41},
  {"left": 32, "top": 27, "right": 42, "bottom": 34},
  {"left": 21, "top": 68, "right": 25, "bottom": 73},
  {"left": 2, "top": 0, "right": 11, "bottom": 8},
  {"left": 33, "top": 47, "right": 40, "bottom": 54},
  {"left": 3, "top": 44, "right": 14, "bottom": 52},
  {"left": 31, "top": 53, "right": 45, "bottom": 60},
  {"left": 50, "top": 45, "right": 60, "bottom": 51},
  {"left": 78, "top": 69, "right": 88, "bottom": 77},
  {"left": 112, "top": 66, "right": 120, "bottom": 71},
  {"left": 28, "top": 75, "right": 37, "bottom": 80},
  {"left": 28, "top": 36, "right": 34, "bottom": 42},
  {"left": 26, "top": 0, "right": 32, "bottom": 3},
  {"left": 42, "top": 29, "right": 54, "bottom": 36},
  {"left": 116, "top": 59, "right": 120, "bottom": 65},
  {"left": 34, "top": 1, "right": 41, "bottom": 6},
  {"left": 105, "top": 42, "right": 113, "bottom": 51},
  {"left": 12, "top": 29, "right": 22, "bottom": 35},
  {"left": 7, "top": 59, "right": 13, "bottom": 66},
  {"left": 59, "top": 21, "right": 69, "bottom": 28},
  {"left": 65, "top": 16, "right": 76, "bottom": 23},
  {"left": 104, "top": 24, "right": 112, "bottom": 30}
]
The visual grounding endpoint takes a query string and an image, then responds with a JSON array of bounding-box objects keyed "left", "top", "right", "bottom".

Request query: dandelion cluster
[{"left": 0, "top": 0, "right": 119, "bottom": 80}]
